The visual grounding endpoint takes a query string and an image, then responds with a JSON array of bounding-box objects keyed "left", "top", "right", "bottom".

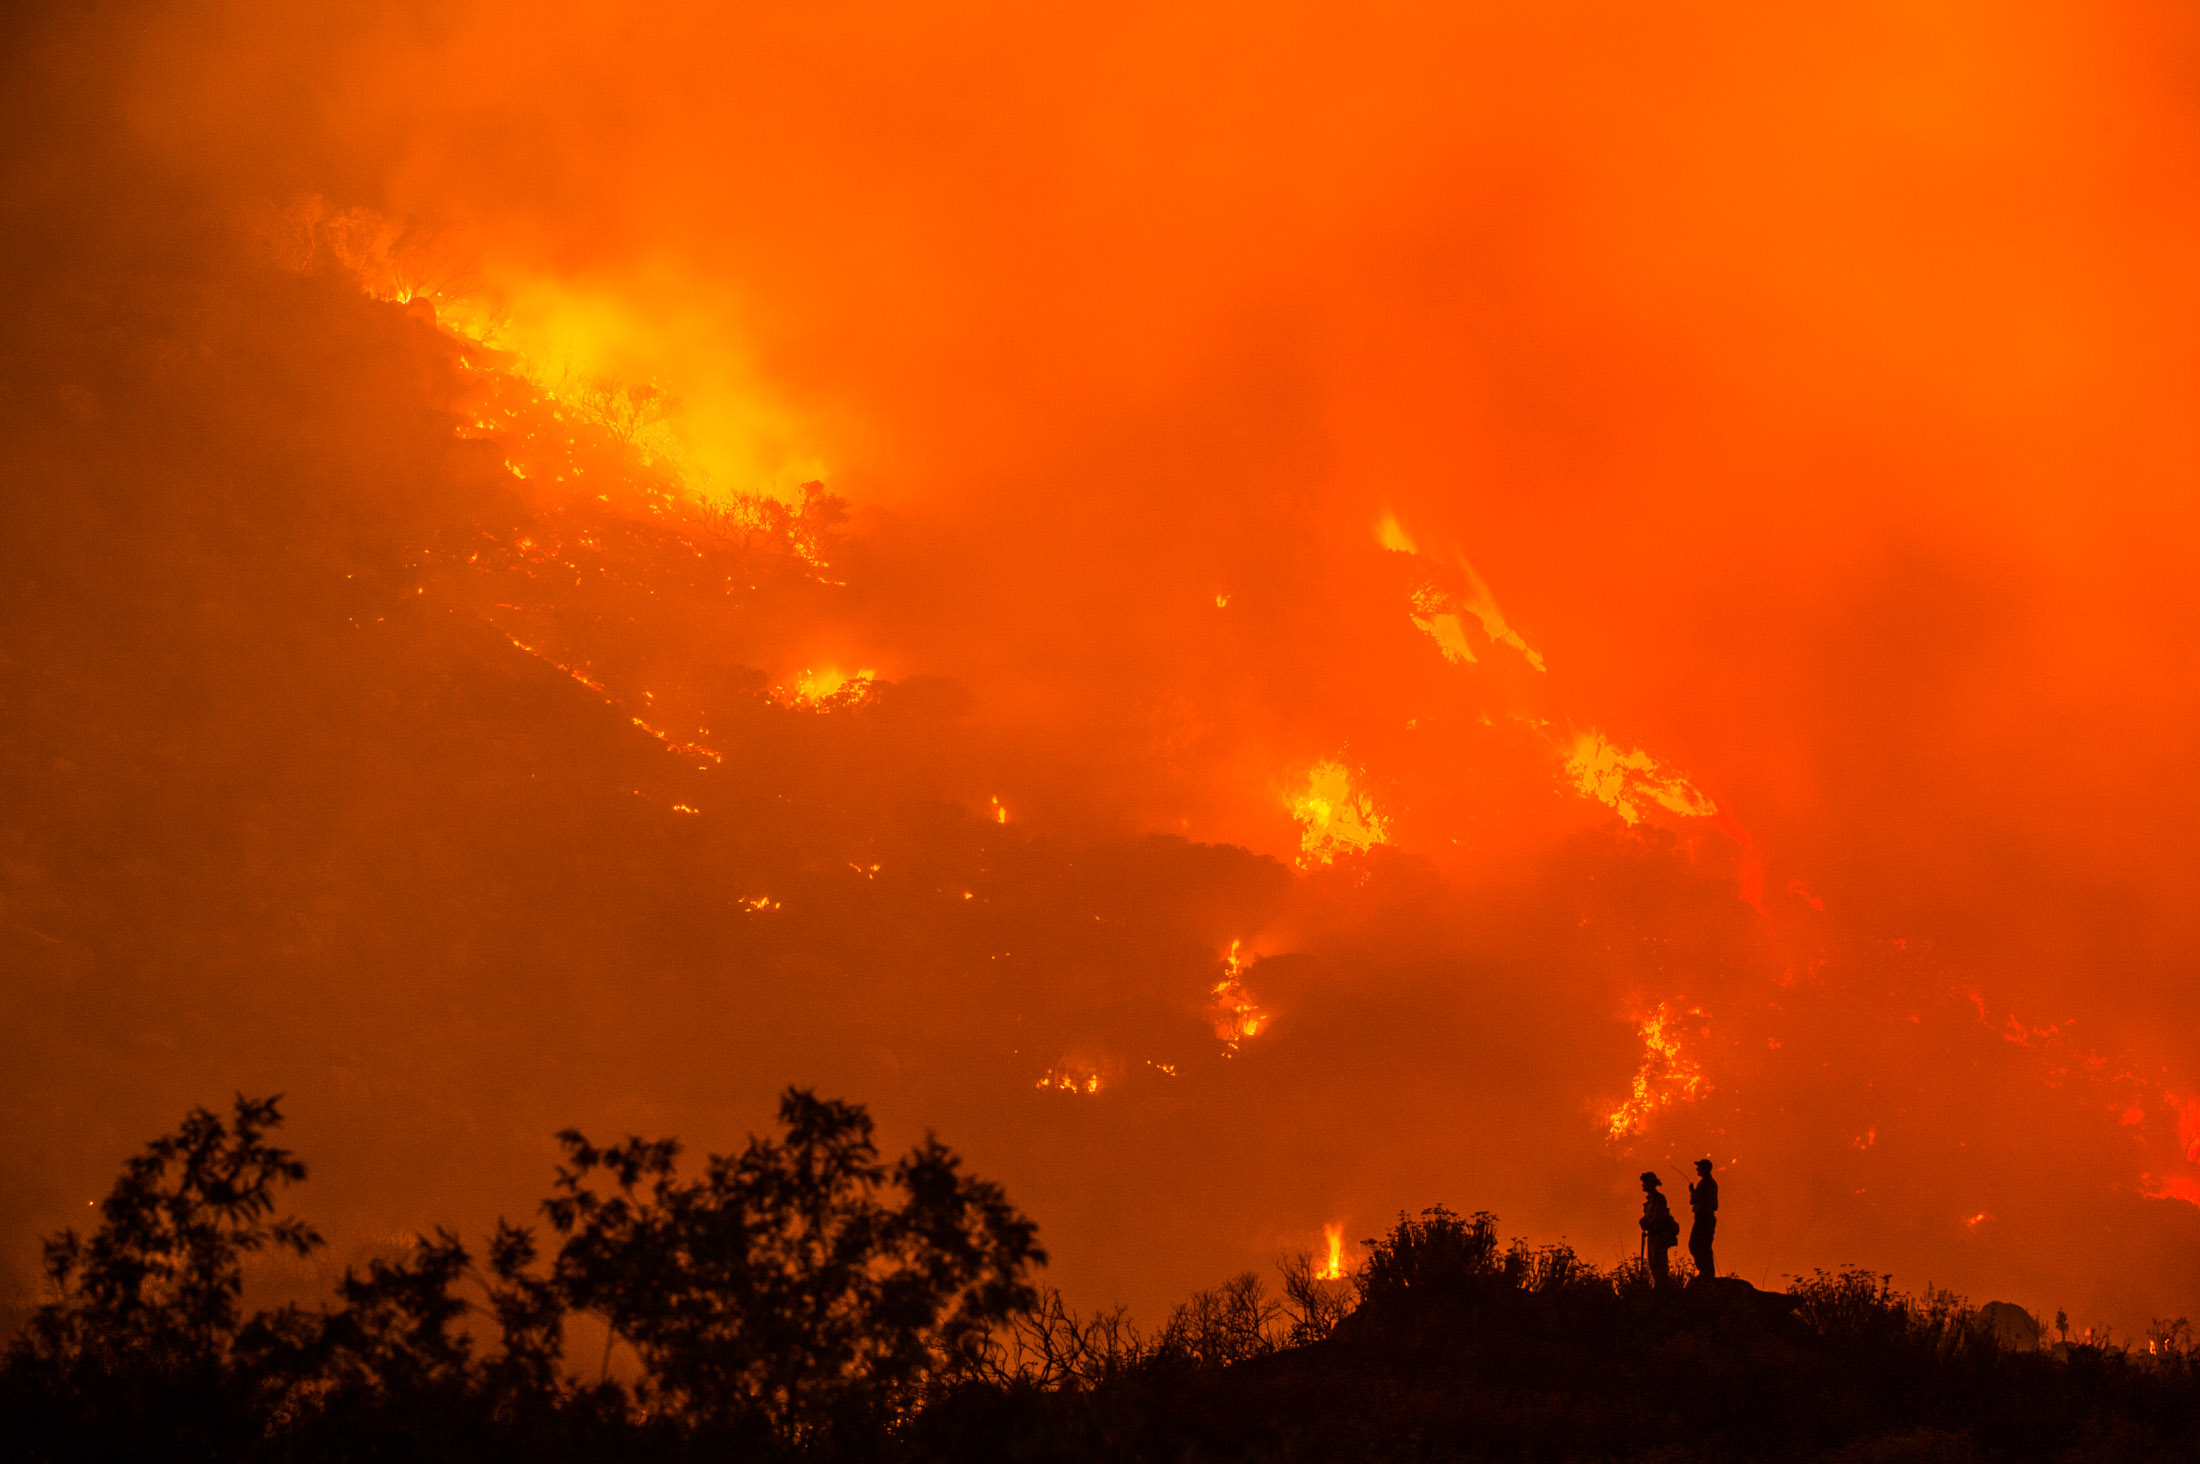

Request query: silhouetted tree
[
  {"left": 5, "top": 1087, "right": 1044, "bottom": 1460},
  {"left": 30, "top": 1102, "right": 2200, "bottom": 1464},
  {"left": 1276, "top": 1252, "right": 1355, "bottom": 1345},
  {"left": 541, "top": 1086, "right": 1043, "bottom": 1443},
  {"left": 16, "top": 1094, "right": 322, "bottom": 1375},
  {"left": 3, "top": 1095, "right": 321, "bottom": 1459}
]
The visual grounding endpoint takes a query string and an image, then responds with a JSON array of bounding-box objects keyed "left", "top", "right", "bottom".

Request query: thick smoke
[{"left": 5, "top": 0, "right": 2200, "bottom": 1339}]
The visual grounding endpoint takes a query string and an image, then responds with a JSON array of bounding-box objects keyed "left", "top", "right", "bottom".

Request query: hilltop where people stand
[{"left": 6, "top": 1098, "right": 2199, "bottom": 1464}]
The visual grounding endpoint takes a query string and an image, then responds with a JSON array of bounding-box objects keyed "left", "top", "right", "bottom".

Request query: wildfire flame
[
  {"left": 1376, "top": 511, "right": 1545, "bottom": 672},
  {"left": 1321, "top": 1221, "right": 1346, "bottom": 1281},
  {"left": 1036, "top": 1060, "right": 1105, "bottom": 1095},
  {"left": 1289, "top": 760, "right": 1388, "bottom": 865},
  {"left": 1565, "top": 731, "right": 1715, "bottom": 826},
  {"left": 255, "top": 197, "right": 825, "bottom": 503},
  {"left": 499, "top": 632, "right": 724, "bottom": 765},
  {"left": 783, "top": 667, "right": 877, "bottom": 707},
  {"left": 1210, "top": 939, "right": 1269, "bottom": 1053},
  {"left": 1605, "top": 1002, "right": 1709, "bottom": 1139}
]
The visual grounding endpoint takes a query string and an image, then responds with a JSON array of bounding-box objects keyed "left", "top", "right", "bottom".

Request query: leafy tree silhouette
[
  {"left": 17, "top": 1094, "right": 321, "bottom": 1374},
  {"left": 41, "top": 1098, "right": 2200, "bottom": 1463},
  {"left": 4, "top": 1088, "right": 1045, "bottom": 1460},
  {"left": 542, "top": 1087, "right": 1043, "bottom": 1443},
  {"left": 5, "top": 1095, "right": 322, "bottom": 1458}
]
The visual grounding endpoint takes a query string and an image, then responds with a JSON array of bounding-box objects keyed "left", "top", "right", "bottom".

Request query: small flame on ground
[
  {"left": 991, "top": 796, "right": 1008, "bottom": 824},
  {"left": 1037, "top": 1060, "right": 1105, "bottom": 1095},
  {"left": 499, "top": 632, "right": 724, "bottom": 765},
  {"left": 1289, "top": 760, "right": 1388, "bottom": 865},
  {"left": 1321, "top": 1222, "right": 1346, "bottom": 1280},
  {"left": 1210, "top": 939, "right": 1269, "bottom": 1052},
  {"left": 1606, "top": 1002, "right": 1709, "bottom": 1139}
]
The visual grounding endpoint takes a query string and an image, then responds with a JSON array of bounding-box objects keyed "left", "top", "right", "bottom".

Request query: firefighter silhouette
[
  {"left": 1688, "top": 1158, "right": 1719, "bottom": 1283},
  {"left": 1639, "top": 1172, "right": 1680, "bottom": 1287}
]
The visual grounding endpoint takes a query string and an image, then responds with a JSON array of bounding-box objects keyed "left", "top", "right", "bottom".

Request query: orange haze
[{"left": 4, "top": 0, "right": 2200, "bottom": 1338}]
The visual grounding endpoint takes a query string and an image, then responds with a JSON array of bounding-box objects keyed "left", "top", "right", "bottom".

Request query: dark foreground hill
[
  {"left": 912, "top": 1271, "right": 2200, "bottom": 1464},
  {"left": 9, "top": 1098, "right": 2200, "bottom": 1464}
]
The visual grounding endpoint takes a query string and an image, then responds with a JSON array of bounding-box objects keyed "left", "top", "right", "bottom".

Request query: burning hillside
[{"left": 5, "top": 0, "right": 2200, "bottom": 1351}]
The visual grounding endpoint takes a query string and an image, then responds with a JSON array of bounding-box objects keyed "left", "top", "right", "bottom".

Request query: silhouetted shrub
[
  {"left": 1152, "top": 1271, "right": 1279, "bottom": 1369},
  {"left": 1500, "top": 1236, "right": 1603, "bottom": 1296},
  {"left": 1790, "top": 1267, "right": 1987, "bottom": 1362},
  {"left": 1276, "top": 1251, "right": 1355, "bottom": 1344},
  {"left": 976, "top": 1286, "right": 1153, "bottom": 1390},
  {"left": 1355, "top": 1205, "right": 1500, "bottom": 1302}
]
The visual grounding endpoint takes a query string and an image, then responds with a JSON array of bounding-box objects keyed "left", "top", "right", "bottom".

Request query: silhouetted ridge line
[{"left": 9, "top": 1104, "right": 2200, "bottom": 1462}]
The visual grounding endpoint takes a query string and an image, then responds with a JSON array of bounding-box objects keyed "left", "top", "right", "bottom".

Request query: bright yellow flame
[
  {"left": 1566, "top": 731, "right": 1716, "bottom": 825},
  {"left": 1378, "top": 511, "right": 1545, "bottom": 672},
  {"left": 252, "top": 197, "right": 825, "bottom": 503},
  {"left": 1605, "top": 1002, "right": 1710, "bottom": 1139},
  {"left": 991, "top": 796, "right": 1009, "bottom": 824},
  {"left": 1455, "top": 565, "right": 1544, "bottom": 673},
  {"left": 1289, "top": 760, "right": 1388, "bottom": 865},
  {"left": 1375, "top": 511, "right": 1419, "bottom": 555},
  {"left": 784, "top": 667, "right": 877, "bottom": 707},
  {"left": 1321, "top": 1222, "right": 1346, "bottom": 1280},
  {"left": 1410, "top": 607, "right": 1478, "bottom": 666}
]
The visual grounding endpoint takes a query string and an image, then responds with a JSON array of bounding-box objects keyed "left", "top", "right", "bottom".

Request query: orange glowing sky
[{"left": 5, "top": 0, "right": 2200, "bottom": 1338}]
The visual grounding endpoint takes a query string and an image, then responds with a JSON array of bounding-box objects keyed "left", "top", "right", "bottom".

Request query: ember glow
[{"left": 7, "top": 0, "right": 2200, "bottom": 1346}]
